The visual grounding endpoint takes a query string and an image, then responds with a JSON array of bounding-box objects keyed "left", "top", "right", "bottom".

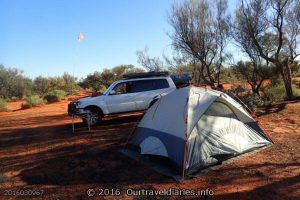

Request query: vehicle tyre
[{"left": 82, "top": 107, "right": 103, "bottom": 126}]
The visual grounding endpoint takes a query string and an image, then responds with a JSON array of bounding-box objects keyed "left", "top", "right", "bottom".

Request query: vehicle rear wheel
[{"left": 82, "top": 108, "right": 103, "bottom": 126}]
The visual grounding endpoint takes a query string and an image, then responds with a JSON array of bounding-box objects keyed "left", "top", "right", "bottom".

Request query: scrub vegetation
[
  {"left": 1, "top": 0, "right": 300, "bottom": 111},
  {"left": 21, "top": 95, "right": 45, "bottom": 109},
  {"left": 0, "top": 98, "right": 10, "bottom": 112}
]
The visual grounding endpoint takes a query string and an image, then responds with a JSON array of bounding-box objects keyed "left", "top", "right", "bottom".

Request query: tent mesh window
[{"left": 204, "top": 101, "right": 238, "bottom": 119}]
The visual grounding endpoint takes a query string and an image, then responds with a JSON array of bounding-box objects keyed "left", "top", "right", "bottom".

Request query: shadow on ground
[
  {"left": 256, "top": 99, "right": 300, "bottom": 117},
  {"left": 208, "top": 174, "right": 300, "bottom": 200},
  {"left": 0, "top": 114, "right": 172, "bottom": 186}
]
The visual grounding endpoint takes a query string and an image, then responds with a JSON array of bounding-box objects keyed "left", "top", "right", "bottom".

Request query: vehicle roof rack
[{"left": 122, "top": 71, "right": 169, "bottom": 79}]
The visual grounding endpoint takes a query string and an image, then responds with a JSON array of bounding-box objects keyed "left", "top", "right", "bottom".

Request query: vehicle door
[
  {"left": 106, "top": 81, "right": 138, "bottom": 113},
  {"left": 133, "top": 79, "right": 170, "bottom": 110}
]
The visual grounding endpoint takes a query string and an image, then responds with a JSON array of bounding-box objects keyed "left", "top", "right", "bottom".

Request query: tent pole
[
  {"left": 124, "top": 98, "right": 162, "bottom": 148},
  {"left": 124, "top": 112, "right": 146, "bottom": 148}
]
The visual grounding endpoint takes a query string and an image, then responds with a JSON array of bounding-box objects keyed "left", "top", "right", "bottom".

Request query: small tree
[
  {"left": 234, "top": 0, "right": 300, "bottom": 100},
  {"left": 62, "top": 72, "right": 78, "bottom": 93},
  {"left": 79, "top": 71, "right": 102, "bottom": 92},
  {"left": 233, "top": 61, "right": 276, "bottom": 96},
  {"left": 0, "top": 65, "right": 33, "bottom": 99},
  {"left": 48, "top": 77, "right": 65, "bottom": 91},
  {"left": 168, "top": 0, "right": 230, "bottom": 85},
  {"left": 33, "top": 76, "right": 51, "bottom": 97},
  {"left": 15, "top": 77, "right": 33, "bottom": 99},
  {"left": 111, "top": 65, "right": 145, "bottom": 80},
  {"left": 100, "top": 69, "right": 115, "bottom": 88}
]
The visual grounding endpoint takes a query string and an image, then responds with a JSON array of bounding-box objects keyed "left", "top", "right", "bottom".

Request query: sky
[{"left": 0, "top": 0, "right": 240, "bottom": 79}]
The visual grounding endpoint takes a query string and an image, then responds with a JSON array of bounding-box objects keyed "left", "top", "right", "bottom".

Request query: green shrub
[
  {"left": 21, "top": 95, "right": 45, "bottom": 109},
  {"left": 0, "top": 65, "right": 33, "bottom": 99},
  {"left": 292, "top": 84, "right": 300, "bottom": 97},
  {"left": 98, "top": 85, "right": 107, "bottom": 94},
  {"left": 44, "top": 90, "right": 67, "bottom": 103},
  {"left": 265, "top": 81, "right": 300, "bottom": 102},
  {"left": 0, "top": 98, "right": 11, "bottom": 112},
  {"left": 68, "top": 90, "right": 81, "bottom": 95},
  {"left": 265, "top": 82, "right": 286, "bottom": 102},
  {"left": 238, "top": 93, "right": 273, "bottom": 111}
]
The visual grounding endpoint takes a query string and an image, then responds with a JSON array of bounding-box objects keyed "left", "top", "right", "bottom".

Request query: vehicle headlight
[{"left": 75, "top": 101, "right": 82, "bottom": 107}]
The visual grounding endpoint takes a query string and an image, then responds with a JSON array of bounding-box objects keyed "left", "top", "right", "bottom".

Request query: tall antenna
[{"left": 72, "top": 32, "right": 84, "bottom": 96}]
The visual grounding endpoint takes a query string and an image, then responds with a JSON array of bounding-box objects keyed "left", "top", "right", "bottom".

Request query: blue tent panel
[{"left": 129, "top": 127, "right": 185, "bottom": 170}]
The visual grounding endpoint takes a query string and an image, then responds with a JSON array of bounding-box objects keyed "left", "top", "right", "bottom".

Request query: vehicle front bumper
[{"left": 68, "top": 101, "right": 85, "bottom": 116}]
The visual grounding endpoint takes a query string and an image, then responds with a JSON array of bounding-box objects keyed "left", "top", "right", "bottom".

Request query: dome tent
[{"left": 121, "top": 86, "right": 272, "bottom": 181}]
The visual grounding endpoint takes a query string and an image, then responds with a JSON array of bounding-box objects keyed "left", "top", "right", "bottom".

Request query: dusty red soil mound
[{"left": 0, "top": 97, "right": 299, "bottom": 199}]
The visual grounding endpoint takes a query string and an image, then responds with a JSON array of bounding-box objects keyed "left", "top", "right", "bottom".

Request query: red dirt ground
[{"left": 0, "top": 95, "right": 299, "bottom": 200}]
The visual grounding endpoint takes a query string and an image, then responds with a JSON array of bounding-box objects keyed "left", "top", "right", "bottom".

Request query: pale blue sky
[{"left": 0, "top": 0, "right": 240, "bottom": 78}]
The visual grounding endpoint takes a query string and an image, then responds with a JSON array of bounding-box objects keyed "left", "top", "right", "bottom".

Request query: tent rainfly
[{"left": 121, "top": 86, "right": 272, "bottom": 181}]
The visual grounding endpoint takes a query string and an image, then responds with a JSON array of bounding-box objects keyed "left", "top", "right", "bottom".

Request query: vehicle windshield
[{"left": 103, "top": 81, "right": 118, "bottom": 95}]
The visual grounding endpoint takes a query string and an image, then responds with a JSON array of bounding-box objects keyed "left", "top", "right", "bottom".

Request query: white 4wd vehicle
[{"left": 68, "top": 73, "right": 176, "bottom": 125}]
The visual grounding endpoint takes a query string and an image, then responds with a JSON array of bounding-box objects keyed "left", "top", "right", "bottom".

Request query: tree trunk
[
  {"left": 198, "top": 64, "right": 205, "bottom": 84},
  {"left": 205, "top": 65, "right": 215, "bottom": 87},
  {"left": 216, "top": 68, "right": 221, "bottom": 86},
  {"left": 280, "top": 63, "right": 293, "bottom": 100},
  {"left": 197, "top": 69, "right": 202, "bottom": 84}
]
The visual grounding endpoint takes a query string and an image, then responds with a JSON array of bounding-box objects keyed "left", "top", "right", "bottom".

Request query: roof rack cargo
[
  {"left": 170, "top": 73, "right": 192, "bottom": 85},
  {"left": 122, "top": 71, "right": 169, "bottom": 79}
]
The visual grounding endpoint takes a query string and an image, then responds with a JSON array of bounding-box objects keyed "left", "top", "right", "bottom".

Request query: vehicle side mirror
[{"left": 109, "top": 90, "right": 116, "bottom": 95}]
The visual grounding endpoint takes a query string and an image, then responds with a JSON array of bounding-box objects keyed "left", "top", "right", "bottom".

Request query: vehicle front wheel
[{"left": 82, "top": 108, "right": 102, "bottom": 126}]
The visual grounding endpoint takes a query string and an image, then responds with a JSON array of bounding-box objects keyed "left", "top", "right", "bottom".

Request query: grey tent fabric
[{"left": 121, "top": 86, "right": 273, "bottom": 181}]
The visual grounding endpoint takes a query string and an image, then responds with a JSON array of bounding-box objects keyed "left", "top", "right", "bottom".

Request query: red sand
[{"left": 0, "top": 95, "right": 299, "bottom": 199}]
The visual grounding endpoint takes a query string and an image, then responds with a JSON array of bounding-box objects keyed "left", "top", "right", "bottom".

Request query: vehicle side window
[
  {"left": 152, "top": 79, "right": 169, "bottom": 89},
  {"left": 131, "top": 80, "right": 153, "bottom": 92},
  {"left": 131, "top": 79, "right": 169, "bottom": 93},
  {"left": 112, "top": 82, "right": 133, "bottom": 94}
]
